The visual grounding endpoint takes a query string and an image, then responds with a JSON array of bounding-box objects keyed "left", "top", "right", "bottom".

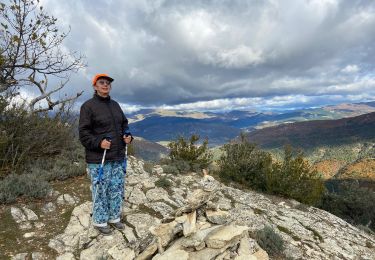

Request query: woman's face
[{"left": 94, "top": 78, "right": 112, "bottom": 97}]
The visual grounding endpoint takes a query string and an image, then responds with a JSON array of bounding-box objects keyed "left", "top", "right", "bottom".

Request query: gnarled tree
[{"left": 0, "top": 0, "right": 85, "bottom": 112}]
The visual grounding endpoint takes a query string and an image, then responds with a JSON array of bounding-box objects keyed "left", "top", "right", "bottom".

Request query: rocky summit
[{"left": 43, "top": 156, "right": 375, "bottom": 259}]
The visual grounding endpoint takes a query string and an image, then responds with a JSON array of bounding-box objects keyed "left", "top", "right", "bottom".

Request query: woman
[{"left": 79, "top": 73, "right": 133, "bottom": 235}]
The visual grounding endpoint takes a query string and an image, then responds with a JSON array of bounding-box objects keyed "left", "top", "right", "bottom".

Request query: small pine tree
[
  {"left": 266, "top": 145, "right": 325, "bottom": 205},
  {"left": 168, "top": 134, "right": 212, "bottom": 172},
  {"left": 217, "top": 134, "right": 273, "bottom": 190}
]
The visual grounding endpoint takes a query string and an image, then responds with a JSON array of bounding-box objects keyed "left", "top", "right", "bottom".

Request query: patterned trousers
[{"left": 87, "top": 160, "right": 126, "bottom": 227}]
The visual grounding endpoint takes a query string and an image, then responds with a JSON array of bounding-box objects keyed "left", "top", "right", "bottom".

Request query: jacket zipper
[{"left": 106, "top": 102, "right": 121, "bottom": 158}]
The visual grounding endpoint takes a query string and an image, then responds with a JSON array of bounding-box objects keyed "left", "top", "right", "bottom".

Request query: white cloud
[
  {"left": 341, "top": 65, "right": 360, "bottom": 73},
  {"left": 31, "top": 0, "right": 375, "bottom": 110}
]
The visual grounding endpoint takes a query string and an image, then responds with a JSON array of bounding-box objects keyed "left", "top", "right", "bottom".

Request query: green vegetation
[
  {"left": 167, "top": 134, "right": 212, "bottom": 173},
  {"left": 319, "top": 181, "right": 375, "bottom": 232},
  {"left": 155, "top": 176, "right": 172, "bottom": 189},
  {"left": 255, "top": 225, "right": 284, "bottom": 257},
  {"left": 266, "top": 146, "right": 325, "bottom": 205},
  {"left": 216, "top": 135, "right": 324, "bottom": 205},
  {"left": 217, "top": 134, "right": 272, "bottom": 191}
]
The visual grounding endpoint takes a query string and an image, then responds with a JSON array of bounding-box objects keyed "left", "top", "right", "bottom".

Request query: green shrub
[
  {"left": 155, "top": 176, "right": 172, "bottom": 188},
  {"left": 162, "top": 164, "right": 180, "bottom": 175},
  {"left": 217, "top": 135, "right": 272, "bottom": 190},
  {"left": 168, "top": 134, "right": 212, "bottom": 173},
  {"left": 0, "top": 173, "right": 50, "bottom": 203},
  {"left": 320, "top": 181, "right": 375, "bottom": 232},
  {"left": 143, "top": 161, "right": 154, "bottom": 173},
  {"left": 0, "top": 101, "right": 76, "bottom": 176},
  {"left": 255, "top": 225, "right": 284, "bottom": 257},
  {"left": 266, "top": 145, "right": 325, "bottom": 205}
]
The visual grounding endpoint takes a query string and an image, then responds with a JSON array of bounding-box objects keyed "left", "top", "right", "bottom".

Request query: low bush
[
  {"left": 319, "top": 181, "right": 375, "bottom": 232},
  {"left": 217, "top": 135, "right": 272, "bottom": 190},
  {"left": 266, "top": 145, "right": 325, "bottom": 205},
  {"left": 168, "top": 134, "right": 212, "bottom": 173},
  {"left": 155, "top": 176, "right": 172, "bottom": 188},
  {"left": 0, "top": 173, "right": 50, "bottom": 203}
]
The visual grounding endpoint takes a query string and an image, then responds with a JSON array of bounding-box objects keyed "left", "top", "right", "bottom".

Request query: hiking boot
[
  {"left": 110, "top": 222, "right": 125, "bottom": 230},
  {"left": 94, "top": 226, "right": 112, "bottom": 236}
]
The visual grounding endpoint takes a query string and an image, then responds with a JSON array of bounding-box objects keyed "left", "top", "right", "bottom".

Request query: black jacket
[{"left": 79, "top": 94, "right": 129, "bottom": 163}]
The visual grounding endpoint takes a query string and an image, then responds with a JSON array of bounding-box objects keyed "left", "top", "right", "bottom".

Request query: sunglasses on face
[{"left": 97, "top": 80, "right": 111, "bottom": 85}]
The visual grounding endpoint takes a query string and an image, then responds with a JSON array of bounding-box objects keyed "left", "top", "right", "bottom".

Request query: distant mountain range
[
  {"left": 244, "top": 111, "right": 375, "bottom": 149},
  {"left": 128, "top": 101, "right": 375, "bottom": 146}
]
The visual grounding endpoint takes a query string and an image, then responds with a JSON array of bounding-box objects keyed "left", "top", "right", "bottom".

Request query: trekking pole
[{"left": 83, "top": 137, "right": 110, "bottom": 249}]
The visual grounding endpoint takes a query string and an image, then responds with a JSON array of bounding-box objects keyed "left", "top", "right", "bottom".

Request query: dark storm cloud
[{"left": 39, "top": 0, "right": 375, "bottom": 111}]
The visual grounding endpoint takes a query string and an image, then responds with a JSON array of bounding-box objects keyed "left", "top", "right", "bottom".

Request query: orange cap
[{"left": 92, "top": 73, "right": 114, "bottom": 86}]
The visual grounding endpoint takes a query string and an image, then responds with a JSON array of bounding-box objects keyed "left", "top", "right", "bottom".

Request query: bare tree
[{"left": 0, "top": 0, "right": 85, "bottom": 112}]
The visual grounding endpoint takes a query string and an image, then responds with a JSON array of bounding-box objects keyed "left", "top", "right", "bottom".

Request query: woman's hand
[
  {"left": 100, "top": 139, "right": 111, "bottom": 149},
  {"left": 123, "top": 135, "right": 132, "bottom": 144}
]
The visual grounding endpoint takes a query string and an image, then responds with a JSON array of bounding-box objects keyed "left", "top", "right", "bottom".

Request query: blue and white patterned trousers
[{"left": 87, "top": 160, "right": 126, "bottom": 227}]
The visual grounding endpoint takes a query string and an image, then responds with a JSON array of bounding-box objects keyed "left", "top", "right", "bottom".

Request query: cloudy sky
[{"left": 37, "top": 0, "right": 375, "bottom": 112}]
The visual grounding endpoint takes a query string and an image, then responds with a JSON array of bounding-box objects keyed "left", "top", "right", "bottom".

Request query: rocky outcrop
[{"left": 48, "top": 156, "right": 375, "bottom": 259}]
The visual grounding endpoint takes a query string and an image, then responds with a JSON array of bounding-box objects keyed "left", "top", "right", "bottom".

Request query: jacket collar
[{"left": 94, "top": 93, "right": 111, "bottom": 102}]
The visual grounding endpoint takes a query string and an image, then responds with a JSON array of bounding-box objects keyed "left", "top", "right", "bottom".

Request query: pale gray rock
[
  {"left": 19, "top": 221, "right": 32, "bottom": 230},
  {"left": 57, "top": 194, "right": 78, "bottom": 206},
  {"left": 153, "top": 249, "right": 189, "bottom": 260},
  {"left": 145, "top": 201, "right": 174, "bottom": 218},
  {"left": 206, "top": 210, "right": 231, "bottom": 224},
  {"left": 23, "top": 232, "right": 35, "bottom": 238},
  {"left": 181, "top": 225, "right": 223, "bottom": 249},
  {"left": 31, "top": 252, "right": 45, "bottom": 260},
  {"left": 152, "top": 165, "right": 164, "bottom": 175},
  {"left": 107, "top": 244, "right": 135, "bottom": 260},
  {"left": 11, "top": 207, "right": 27, "bottom": 223},
  {"left": 22, "top": 207, "right": 38, "bottom": 221},
  {"left": 183, "top": 210, "right": 197, "bottom": 237},
  {"left": 146, "top": 187, "right": 169, "bottom": 202},
  {"left": 149, "top": 220, "right": 183, "bottom": 247},
  {"left": 80, "top": 230, "right": 127, "bottom": 260},
  {"left": 123, "top": 224, "right": 137, "bottom": 244},
  {"left": 11, "top": 253, "right": 28, "bottom": 260},
  {"left": 42, "top": 202, "right": 56, "bottom": 213},
  {"left": 56, "top": 252, "right": 75, "bottom": 260},
  {"left": 205, "top": 225, "right": 249, "bottom": 249},
  {"left": 135, "top": 242, "right": 157, "bottom": 260},
  {"left": 217, "top": 197, "right": 232, "bottom": 210},
  {"left": 128, "top": 188, "right": 148, "bottom": 205},
  {"left": 142, "top": 179, "right": 155, "bottom": 189},
  {"left": 34, "top": 222, "right": 45, "bottom": 229},
  {"left": 126, "top": 213, "right": 161, "bottom": 238},
  {"left": 188, "top": 247, "right": 223, "bottom": 260}
]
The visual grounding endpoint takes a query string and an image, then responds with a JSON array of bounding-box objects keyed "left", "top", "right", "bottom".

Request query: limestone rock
[
  {"left": 108, "top": 244, "right": 135, "bottom": 260},
  {"left": 153, "top": 249, "right": 189, "bottom": 260},
  {"left": 152, "top": 165, "right": 164, "bottom": 175},
  {"left": 57, "top": 194, "right": 78, "bottom": 206},
  {"left": 23, "top": 232, "right": 35, "bottom": 238},
  {"left": 183, "top": 210, "right": 197, "bottom": 237},
  {"left": 22, "top": 207, "right": 38, "bottom": 221},
  {"left": 128, "top": 188, "right": 148, "bottom": 205},
  {"left": 11, "top": 253, "right": 28, "bottom": 260},
  {"left": 146, "top": 201, "right": 174, "bottom": 218},
  {"left": 42, "top": 202, "right": 56, "bottom": 213},
  {"left": 127, "top": 213, "right": 161, "bottom": 238},
  {"left": 146, "top": 187, "right": 169, "bottom": 202},
  {"left": 31, "top": 252, "right": 45, "bottom": 260},
  {"left": 205, "top": 225, "right": 249, "bottom": 249},
  {"left": 56, "top": 252, "right": 75, "bottom": 260},
  {"left": 206, "top": 210, "right": 231, "bottom": 224},
  {"left": 11, "top": 207, "right": 27, "bottom": 223},
  {"left": 134, "top": 242, "right": 157, "bottom": 260}
]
